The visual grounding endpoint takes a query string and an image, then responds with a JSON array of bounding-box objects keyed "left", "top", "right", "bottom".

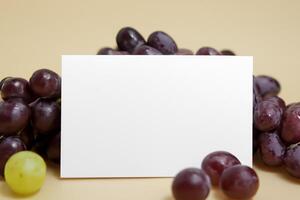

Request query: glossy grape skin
[
  {"left": 255, "top": 75, "right": 281, "bottom": 97},
  {"left": 0, "top": 136, "right": 26, "bottom": 177},
  {"left": 259, "top": 132, "right": 286, "bottom": 166},
  {"left": 172, "top": 168, "right": 210, "bottom": 200},
  {"left": 175, "top": 48, "right": 194, "bottom": 55},
  {"left": 281, "top": 104, "right": 300, "bottom": 144},
  {"left": 29, "top": 69, "right": 61, "bottom": 98},
  {"left": 254, "top": 100, "right": 282, "bottom": 132},
  {"left": 31, "top": 99, "right": 60, "bottom": 134},
  {"left": 220, "top": 49, "right": 235, "bottom": 55},
  {"left": 97, "top": 47, "right": 129, "bottom": 55},
  {"left": 264, "top": 96, "right": 286, "bottom": 114},
  {"left": 0, "top": 77, "right": 12, "bottom": 89},
  {"left": 196, "top": 47, "right": 220, "bottom": 55},
  {"left": 132, "top": 45, "right": 162, "bottom": 55},
  {"left": 0, "top": 100, "right": 30, "bottom": 135},
  {"left": 4, "top": 151, "right": 46, "bottom": 195},
  {"left": 219, "top": 165, "right": 259, "bottom": 199},
  {"left": 116, "top": 27, "right": 145, "bottom": 53},
  {"left": 46, "top": 132, "right": 61, "bottom": 164},
  {"left": 284, "top": 143, "right": 300, "bottom": 178},
  {"left": 201, "top": 151, "right": 241, "bottom": 185},
  {"left": 147, "top": 31, "right": 178, "bottom": 55},
  {"left": 0, "top": 77, "right": 12, "bottom": 90},
  {"left": 1, "top": 78, "right": 32, "bottom": 103}
]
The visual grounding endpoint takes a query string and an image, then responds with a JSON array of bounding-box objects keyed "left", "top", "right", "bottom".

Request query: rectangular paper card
[{"left": 61, "top": 55, "right": 253, "bottom": 178}]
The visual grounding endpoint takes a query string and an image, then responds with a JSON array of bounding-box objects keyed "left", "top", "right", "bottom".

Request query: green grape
[{"left": 4, "top": 151, "right": 46, "bottom": 195}]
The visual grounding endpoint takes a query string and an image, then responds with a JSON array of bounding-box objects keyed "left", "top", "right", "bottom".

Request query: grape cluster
[
  {"left": 0, "top": 69, "right": 61, "bottom": 178},
  {"left": 98, "top": 27, "right": 300, "bottom": 199},
  {"left": 97, "top": 27, "right": 234, "bottom": 56},
  {"left": 104, "top": 26, "right": 300, "bottom": 181},
  {"left": 1, "top": 26, "right": 299, "bottom": 198},
  {"left": 172, "top": 151, "right": 259, "bottom": 200},
  {"left": 253, "top": 75, "right": 300, "bottom": 178}
]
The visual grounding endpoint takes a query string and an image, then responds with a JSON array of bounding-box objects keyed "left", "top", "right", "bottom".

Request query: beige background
[{"left": 1, "top": 0, "right": 300, "bottom": 199}]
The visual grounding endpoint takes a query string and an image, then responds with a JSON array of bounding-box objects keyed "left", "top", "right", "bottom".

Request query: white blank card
[{"left": 61, "top": 55, "right": 253, "bottom": 178}]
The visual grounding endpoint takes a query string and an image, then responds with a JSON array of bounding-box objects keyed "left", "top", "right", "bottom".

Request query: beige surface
[{"left": 1, "top": 0, "right": 300, "bottom": 199}]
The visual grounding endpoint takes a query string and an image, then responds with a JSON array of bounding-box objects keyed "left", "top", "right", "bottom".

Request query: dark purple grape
[
  {"left": 201, "top": 151, "right": 241, "bottom": 185},
  {"left": 2, "top": 97, "right": 27, "bottom": 104},
  {"left": 284, "top": 143, "right": 300, "bottom": 178},
  {"left": 220, "top": 49, "right": 235, "bottom": 55},
  {"left": 253, "top": 76, "right": 262, "bottom": 110},
  {"left": 172, "top": 168, "right": 210, "bottom": 200},
  {"left": 0, "top": 77, "right": 12, "bottom": 90},
  {"left": 29, "top": 69, "right": 61, "bottom": 98},
  {"left": 219, "top": 165, "right": 259, "bottom": 199},
  {"left": 31, "top": 134, "right": 52, "bottom": 157},
  {"left": 255, "top": 75, "right": 280, "bottom": 97},
  {"left": 264, "top": 96, "right": 286, "bottom": 113},
  {"left": 97, "top": 47, "right": 114, "bottom": 55},
  {"left": 1, "top": 77, "right": 32, "bottom": 103},
  {"left": 47, "top": 132, "right": 60, "bottom": 164},
  {"left": 18, "top": 125, "right": 35, "bottom": 149},
  {"left": 32, "top": 99, "right": 60, "bottom": 134},
  {"left": 116, "top": 27, "right": 145, "bottom": 53},
  {"left": 196, "top": 47, "right": 220, "bottom": 55},
  {"left": 253, "top": 126, "right": 260, "bottom": 155},
  {"left": 97, "top": 47, "right": 129, "bottom": 55},
  {"left": 175, "top": 48, "right": 194, "bottom": 55},
  {"left": 281, "top": 104, "right": 300, "bottom": 144},
  {"left": 259, "top": 132, "right": 286, "bottom": 166},
  {"left": 132, "top": 45, "right": 162, "bottom": 55},
  {"left": 0, "top": 136, "right": 26, "bottom": 176},
  {"left": 147, "top": 31, "right": 177, "bottom": 55},
  {"left": 0, "top": 100, "right": 30, "bottom": 136},
  {"left": 109, "top": 51, "right": 128, "bottom": 55},
  {"left": 287, "top": 103, "right": 297, "bottom": 109},
  {"left": 254, "top": 100, "right": 282, "bottom": 132}
]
